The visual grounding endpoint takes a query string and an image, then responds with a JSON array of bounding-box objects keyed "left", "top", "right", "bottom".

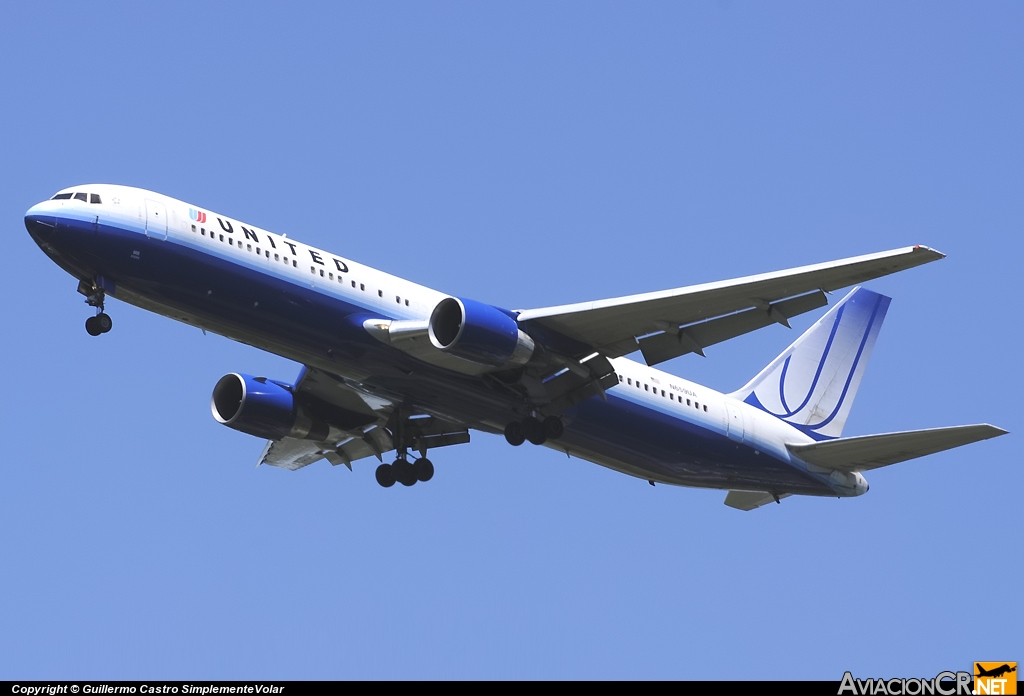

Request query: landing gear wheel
[
  {"left": 375, "top": 463, "right": 396, "bottom": 488},
  {"left": 504, "top": 421, "right": 526, "bottom": 447},
  {"left": 85, "top": 316, "right": 102, "bottom": 336},
  {"left": 543, "top": 416, "right": 564, "bottom": 440},
  {"left": 96, "top": 313, "right": 113, "bottom": 334},
  {"left": 394, "top": 459, "right": 417, "bottom": 487},
  {"left": 523, "top": 417, "right": 546, "bottom": 446},
  {"left": 413, "top": 457, "right": 434, "bottom": 482}
]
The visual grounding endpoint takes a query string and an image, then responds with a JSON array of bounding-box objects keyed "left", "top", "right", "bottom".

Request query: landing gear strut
[
  {"left": 504, "top": 415, "right": 563, "bottom": 447},
  {"left": 375, "top": 406, "right": 436, "bottom": 488},
  {"left": 79, "top": 279, "right": 112, "bottom": 336}
]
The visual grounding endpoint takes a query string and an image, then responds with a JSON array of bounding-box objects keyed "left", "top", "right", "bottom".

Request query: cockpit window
[
  {"left": 90, "top": 193, "right": 102, "bottom": 204},
  {"left": 51, "top": 193, "right": 73, "bottom": 200},
  {"left": 74, "top": 192, "right": 88, "bottom": 202}
]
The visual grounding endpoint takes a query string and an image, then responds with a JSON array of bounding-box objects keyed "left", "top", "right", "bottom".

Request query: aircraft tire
[
  {"left": 394, "top": 459, "right": 417, "bottom": 487},
  {"left": 414, "top": 457, "right": 434, "bottom": 482},
  {"left": 85, "top": 316, "right": 102, "bottom": 336},
  {"left": 96, "top": 313, "right": 113, "bottom": 333},
  {"left": 375, "top": 463, "right": 396, "bottom": 488},
  {"left": 523, "top": 417, "right": 546, "bottom": 446},
  {"left": 504, "top": 422, "right": 525, "bottom": 447},
  {"left": 543, "top": 416, "right": 564, "bottom": 440}
]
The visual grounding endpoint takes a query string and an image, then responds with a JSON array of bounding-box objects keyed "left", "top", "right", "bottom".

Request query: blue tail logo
[{"left": 731, "top": 287, "right": 891, "bottom": 440}]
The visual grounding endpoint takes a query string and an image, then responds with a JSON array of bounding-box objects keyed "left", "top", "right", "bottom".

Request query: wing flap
[
  {"left": 638, "top": 290, "right": 828, "bottom": 366},
  {"left": 786, "top": 425, "right": 1007, "bottom": 472},
  {"left": 518, "top": 246, "right": 943, "bottom": 356}
]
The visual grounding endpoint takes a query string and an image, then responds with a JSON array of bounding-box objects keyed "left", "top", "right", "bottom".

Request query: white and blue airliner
[{"left": 25, "top": 185, "right": 1007, "bottom": 510}]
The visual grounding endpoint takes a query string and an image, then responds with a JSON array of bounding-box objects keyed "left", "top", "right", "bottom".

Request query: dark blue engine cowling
[
  {"left": 211, "top": 373, "right": 299, "bottom": 440},
  {"left": 428, "top": 297, "right": 535, "bottom": 368}
]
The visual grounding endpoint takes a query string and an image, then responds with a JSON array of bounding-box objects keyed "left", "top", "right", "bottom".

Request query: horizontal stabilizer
[
  {"left": 786, "top": 425, "right": 1007, "bottom": 472},
  {"left": 724, "top": 490, "right": 792, "bottom": 511}
]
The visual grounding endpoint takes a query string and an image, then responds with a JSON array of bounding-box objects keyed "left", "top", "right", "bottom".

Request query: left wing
[
  {"left": 517, "top": 246, "right": 943, "bottom": 365},
  {"left": 258, "top": 367, "right": 470, "bottom": 471}
]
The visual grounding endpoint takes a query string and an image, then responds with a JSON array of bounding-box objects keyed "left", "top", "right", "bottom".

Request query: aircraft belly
[{"left": 557, "top": 394, "right": 835, "bottom": 495}]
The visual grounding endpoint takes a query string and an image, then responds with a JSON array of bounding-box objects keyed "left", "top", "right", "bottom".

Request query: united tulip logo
[{"left": 189, "top": 208, "right": 207, "bottom": 223}]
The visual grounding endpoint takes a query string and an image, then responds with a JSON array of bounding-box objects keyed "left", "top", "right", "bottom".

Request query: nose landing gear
[
  {"left": 79, "top": 279, "right": 113, "bottom": 336},
  {"left": 85, "top": 312, "right": 113, "bottom": 336}
]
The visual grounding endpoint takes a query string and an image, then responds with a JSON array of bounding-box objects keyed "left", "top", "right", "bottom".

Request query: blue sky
[{"left": 1, "top": 2, "right": 1020, "bottom": 679}]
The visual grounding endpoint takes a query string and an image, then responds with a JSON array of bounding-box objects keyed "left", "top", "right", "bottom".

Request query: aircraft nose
[{"left": 24, "top": 203, "right": 57, "bottom": 238}]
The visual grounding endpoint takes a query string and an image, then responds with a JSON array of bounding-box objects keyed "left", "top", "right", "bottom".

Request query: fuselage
[{"left": 24, "top": 184, "right": 865, "bottom": 499}]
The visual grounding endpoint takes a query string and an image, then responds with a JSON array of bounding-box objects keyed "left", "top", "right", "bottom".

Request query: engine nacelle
[
  {"left": 211, "top": 373, "right": 330, "bottom": 441},
  {"left": 428, "top": 297, "right": 534, "bottom": 368}
]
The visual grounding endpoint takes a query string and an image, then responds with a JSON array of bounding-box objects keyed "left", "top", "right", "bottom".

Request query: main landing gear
[
  {"left": 374, "top": 406, "right": 437, "bottom": 488},
  {"left": 375, "top": 456, "right": 434, "bottom": 488},
  {"left": 504, "top": 415, "right": 564, "bottom": 447},
  {"left": 79, "top": 279, "right": 113, "bottom": 336}
]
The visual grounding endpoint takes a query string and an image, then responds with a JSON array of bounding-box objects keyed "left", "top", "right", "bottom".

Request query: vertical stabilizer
[{"left": 730, "top": 287, "right": 890, "bottom": 440}]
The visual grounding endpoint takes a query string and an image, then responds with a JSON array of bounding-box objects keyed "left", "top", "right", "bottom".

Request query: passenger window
[
  {"left": 378, "top": 289, "right": 383, "bottom": 298},
  {"left": 74, "top": 192, "right": 88, "bottom": 202},
  {"left": 405, "top": 299, "right": 409, "bottom": 306},
  {"left": 219, "top": 234, "right": 224, "bottom": 241},
  {"left": 661, "top": 390, "right": 665, "bottom": 397},
  {"left": 703, "top": 405, "right": 708, "bottom": 412},
  {"left": 256, "top": 247, "right": 260, "bottom": 255},
  {"left": 396, "top": 296, "right": 400, "bottom": 303},
  {"left": 627, "top": 378, "right": 632, "bottom": 386},
  {"left": 320, "top": 269, "right": 325, "bottom": 277},
  {"left": 51, "top": 193, "right": 73, "bottom": 200},
  {"left": 310, "top": 267, "right": 315, "bottom": 274},
  {"left": 669, "top": 393, "right": 674, "bottom": 401},
  {"left": 351, "top": 281, "right": 356, "bottom": 288},
  {"left": 90, "top": 194, "right": 101, "bottom": 204},
  {"left": 191, "top": 225, "right": 196, "bottom": 232},
  {"left": 292, "top": 260, "right": 297, "bottom": 267},
  {"left": 229, "top": 239, "right": 234, "bottom": 246},
  {"left": 247, "top": 244, "right": 252, "bottom": 251},
  {"left": 687, "top": 399, "right": 691, "bottom": 406},
  {"left": 274, "top": 254, "right": 279, "bottom": 261},
  {"left": 695, "top": 402, "right": 699, "bottom": 409},
  {"left": 644, "top": 385, "right": 649, "bottom": 391},
  {"left": 360, "top": 284, "right": 365, "bottom": 291},
  {"left": 201, "top": 228, "right": 205, "bottom": 235}
]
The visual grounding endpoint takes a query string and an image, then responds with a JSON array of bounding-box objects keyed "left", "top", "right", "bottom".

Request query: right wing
[
  {"left": 517, "top": 246, "right": 943, "bottom": 365},
  {"left": 786, "top": 425, "right": 1008, "bottom": 472}
]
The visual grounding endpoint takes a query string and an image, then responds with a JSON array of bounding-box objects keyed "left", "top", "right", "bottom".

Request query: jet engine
[
  {"left": 428, "top": 297, "right": 534, "bottom": 368},
  {"left": 363, "top": 297, "right": 536, "bottom": 375},
  {"left": 211, "top": 373, "right": 333, "bottom": 441}
]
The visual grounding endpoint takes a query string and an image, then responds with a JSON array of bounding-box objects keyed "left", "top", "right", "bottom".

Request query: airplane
[{"left": 23, "top": 184, "right": 1007, "bottom": 510}]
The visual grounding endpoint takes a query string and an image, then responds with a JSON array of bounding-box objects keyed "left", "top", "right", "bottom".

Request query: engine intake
[{"left": 428, "top": 297, "right": 534, "bottom": 368}]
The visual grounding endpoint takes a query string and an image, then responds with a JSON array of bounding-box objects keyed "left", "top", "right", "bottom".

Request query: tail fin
[{"left": 730, "top": 287, "right": 890, "bottom": 440}]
